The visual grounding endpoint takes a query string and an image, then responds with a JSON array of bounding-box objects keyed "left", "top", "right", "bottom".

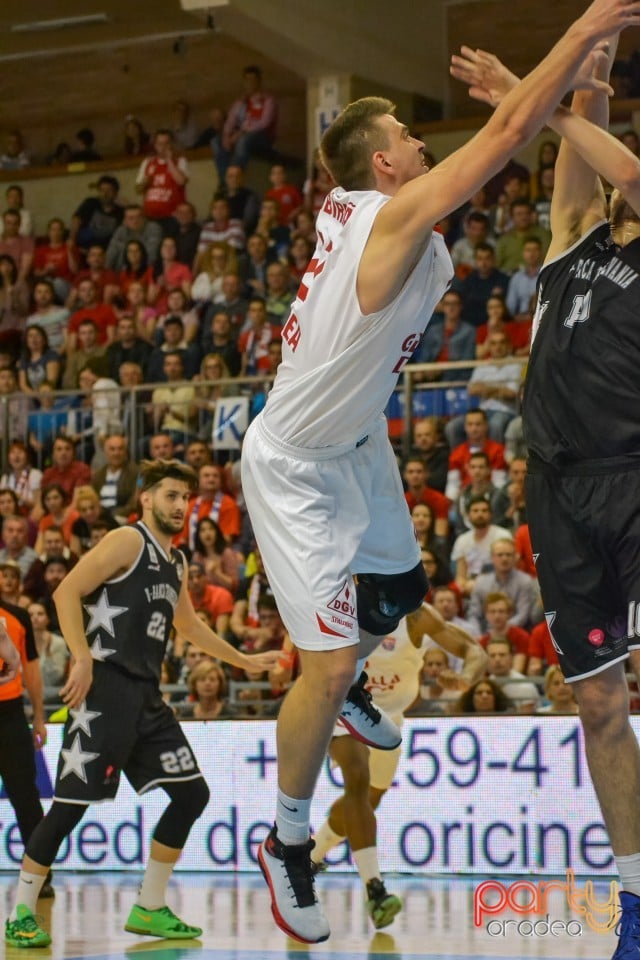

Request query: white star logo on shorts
[
  {"left": 59, "top": 734, "right": 100, "bottom": 783},
  {"left": 68, "top": 701, "right": 102, "bottom": 737},
  {"left": 84, "top": 589, "right": 128, "bottom": 637},
  {"left": 90, "top": 634, "right": 116, "bottom": 661}
]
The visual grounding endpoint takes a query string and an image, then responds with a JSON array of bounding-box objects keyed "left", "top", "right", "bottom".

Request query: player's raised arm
[{"left": 357, "top": 0, "right": 640, "bottom": 313}]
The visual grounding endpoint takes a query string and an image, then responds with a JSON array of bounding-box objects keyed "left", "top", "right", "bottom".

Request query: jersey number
[
  {"left": 147, "top": 611, "right": 167, "bottom": 641},
  {"left": 563, "top": 289, "right": 592, "bottom": 328},
  {"left": 159, "top": 747, "right": 196, "bottom": 774}
]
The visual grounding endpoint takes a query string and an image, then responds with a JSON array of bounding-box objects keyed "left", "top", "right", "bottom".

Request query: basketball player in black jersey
[
  {"left": 452, "top": 26, "right": 640, "bottom": 958},
  {"left": 5, "top": 459, "right": 279, "bottom": 949}
]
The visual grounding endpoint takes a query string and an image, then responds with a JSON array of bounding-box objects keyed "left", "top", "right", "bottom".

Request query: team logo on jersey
[{"left": 147, "top": 543, "right": 160, "bottom": 571}]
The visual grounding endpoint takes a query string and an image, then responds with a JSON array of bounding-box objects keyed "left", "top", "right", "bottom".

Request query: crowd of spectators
[{"left": 2, "top": 86, "right": 638, "bottom": 721}]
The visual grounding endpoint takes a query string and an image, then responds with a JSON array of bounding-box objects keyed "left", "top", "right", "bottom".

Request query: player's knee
[
  {"left": 576, "top": 671, "right": 628, "bottom": 738},
  {"left": 342, "top": 759, "right": 370, "bottom": 797},
  {"left": 189, "top": 777, "right": 210, "bottom": 820},
  {"left": 26, "top": 801, "right": 87, "bottom": 867},
  {"left": 356, "top": 561, "right": 427, "bottom": 636}
]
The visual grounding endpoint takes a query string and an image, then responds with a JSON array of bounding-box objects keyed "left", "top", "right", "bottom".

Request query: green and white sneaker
[
  {"left": 366, "top": 878, "right": 402, "bottom": 930},
  {"left": 5, "top": 905, "right": 51, "bottom": 948},
  {"left": 124, "top": 904, "right": 202, "bottom": 939}
]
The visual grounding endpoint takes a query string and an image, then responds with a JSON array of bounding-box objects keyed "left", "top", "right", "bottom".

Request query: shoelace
[
  {"left": 616, "top": 909, "right": 640, "bottom": 958},
  {"left": 282, "top": 847, "right": 317, "bottom": 909},
  {"left": 156, "top": 906, "right": 196, "bottom": 932},
  {"left": 14, "top": 914, "right": 44, "bottom": 933},
  {"left": 350, "top": 683, "right": 381, "bottom": 724}
]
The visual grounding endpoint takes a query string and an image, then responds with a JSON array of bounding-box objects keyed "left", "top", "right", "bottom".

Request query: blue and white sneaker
[
  {"left": 337, "top": 672, "right": 401, "bottom": 750},
  {"left": 613, "top": 891, "right": 640, "bottom": 958}
]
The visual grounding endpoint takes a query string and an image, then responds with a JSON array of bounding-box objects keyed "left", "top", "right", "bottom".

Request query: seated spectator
[
  {"left": 212, "top": 65, "right": 278, "bottom": 177},
  {"left": 191, "top": 242, "right": 238, "bottom": 302},
  {"left": 487, "top": 637, "right": 540, "bottom": 711},
  {"left": 0, "top": 515, "right": 38, "bottom": 578},
  {"left": 0, "top": 253, "right": 30, "bottom": 335},
  {"left": 422, "top": 548, "right": 460, "bottom": 606},
  {"left": 193, "top": 354, "right": 234, "bottom": 438},
  {"left": 504, "top": 411, "right": 527, "bottom": 464},
  {"left": 184, "top": 440, "right": 212, "bottom": 472},
  {"left": 118, "top": 279, "right": 157, "bottom": 343},
  {"left": 403, "top": 457, "right": 450, "bottom": 539},
  {"left": 495, "top": 201, "right": 551, "bottom": 275},
  {"left": 199, "top": 314, "right": 241, "bottom": 376},
  {"left": 410, "top": 417, "right": 450, "bottom": 493},
  {"left": 468, "top": 537, "right": 539, "bottom": 635},
  {"left": 191, "top": 516, "right": 240, "bottom": 595},
  {"left": 411, "top": 503, "right": 448, "bottom": 558},
  {"left": 69, "top": 485, "right": 118, "bottom": 555},
  {"left": 431, "top": 584, "right": 477, "bottom": 638},
  {"left": 22, "top": 525, "right": 78, "bottom": 600},
  {"left": 91, "top": 432, "right": 138, "bottom": 520},
  {"left": 62, "top": 318, "right": 109, "bottom": 390},
  {"left": 454, "top": 677, "right": 513, "bottom": 714},
  {"left": 5, "top": 185, "right": 32, "bottom": 237},
  {"left": 153, "top": 288, "right": 200, "bottom": 345},
  {"left": 105, "top": 204, "right": 162, "bottom": 272},
  {"left": 238, "top": 298, "right": 281, "bottom": 375},
  {"left": 27, "top": 385, "right": 69, "bottom": 465},
  {"left": 187, "top": 561, "right": 234, "bottom": 635},
  {"left": 527, "top": 620, "right": 560, "bottom": 676},
  {"left": 288, "top": 235, "right": 313, "bottom": 286},
  {"left": 106, "top": 314, "right": 152, "bottom": 381},
  {"left": 529, "top": 140, "right": 558, "bottom": 200},
  {"left": 505, "top": 238, "right": 543, "bottom": 322},
  {"left": 33, "top": 217, "right": 78, "bottom": 303},
  {"left": 35, "top": 484, "right": 79, "bottom": 552},
  {"left": 198, "top": 198, "right": 245, "bottom": 254},
  {"left": 214, "top": 164, "right": 260, "bottom": 237},
  {"left": 291, "top": 207, "right": 317, "bottom": 248},
  {"left": 118, "top": 239, "right": 154, "bottom": 300},
  {"left": 35, "top": 556, "right": 70, "bottom": 633},
  {"left": 71, "top": 176, "right": 124, "bottom": 253},
  {"left": 184, "top": 660, "right": 234, "bottom": 719},
  {"left": 149, "top": 351, "right": 198, "bottom": 447},
  {"left": 0, "top": 207, "right": 34, "bottom": 283},
  {"left": 0, "top": 559, "right": 31, "bottom": 608},
  {"left": 229, "top": 545, "right": 274, "bottom": 646},
  {"left": 71, "top": 127, "right": 101, "bottom": 162},
  {"left": 475, "top": 295, "right": 531, "bottom": 359},
  {"left": 18, "top": 326, "right": 61, "bottom": 398},
  {"left": 451, "top": 451, "right": 497, "bottom": 536},
  {"left": 42, "top": 435, "right": 92, "bottom": 501},
  {"left": 166, "top": 201, "right": 201, "bottom": 269},
  {"left": 146, "top": 316, "right": 202, "bottom": 383},
  {"left": 413, "top": 290, "right": 476, "bottom": 381},
  {"left": 255, "top": 198, "right": 290, "bottom": 260},
  {"left": 66, "top": 279, "right": 118, "bottom": 350},
  {"left": 445, "top": 409, "right": 508, "bottom": 501},
  {"left": 149, "top": 236, "right": 192, "bottom": 315},
  {"left": 0, "top": 441, "right": 43, "bottom": 519},
  {"left": 451, "top": 496, "right": 512, "bottom": 597},
  {"left": 463, "top": 333, "right": 522, "bottom": 443},
  {"left": 136, "top": 129, "right": 189, "bottom": 227},
  {"left": 28, "top": 600, "right": 69, "bottom": 688},
  {"left": 457, "top": 243, "right": 509, "bottom": 328},
  {"left": 533, "top": 165, "right": 555, "bottom": 232},
  {"left": 489, "top": 166, "right": 530, "bottom": 228},
  {"left": 124, "top": 116, "right": 151, "bottom": 157},
  {"left": 182, "top": 463, "right": 241, "bottom": 551},
  {"left": 237, "top": 233, "right": 276, "bottom": 299},
  {"left": 170, "top": 99, "right": 198, "bottom": 150},
  {"left": 450, "top": 211, "right": 494, "bottom": 277},
  {"left": 68, "top": 244, "right": 120, "bottom": 307},
  {"left": 26, "top": 280, "right": 69, "bottom": 356},
  {"left": 265, "top": 163, "right": 303, "bottom": 224},
  {"left": 478, "top": 591, "right": 531, "bottom": 674},
  {"left": 0, "top": 367, "right": 30, "bottom": 446},
  {"left": 265, "top": 262, "right": 294, "bottom": 325},
  {"left": 536, "top": 665, "right": 578, "bottom": 715},
  {"left": 418, "top": 647, "right": 466, "bottom": 713},
  {"left": 212, "top": 273, "right": 249, "bottom": 335},
  {"left": 492, "top": 457, "right": 528, "bottom": 530}
]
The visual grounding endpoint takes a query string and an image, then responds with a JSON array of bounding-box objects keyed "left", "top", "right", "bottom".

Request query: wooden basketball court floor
[{"left": 0, "top": 870, "right": 621, "bottom": 959}]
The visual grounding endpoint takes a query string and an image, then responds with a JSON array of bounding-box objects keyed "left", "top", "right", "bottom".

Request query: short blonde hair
[
  {"left": 320, "top": 96, "right": 395, "bottom": 191},
  {"left": 188, "top": 660, "right": 228, "bottom": 700}
]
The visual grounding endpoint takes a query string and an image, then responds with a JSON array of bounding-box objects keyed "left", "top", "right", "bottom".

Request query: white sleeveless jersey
[
  {"left": 364, "top": 617, "right": 427, "bottom": 718},
  {"left": 261, "top": 186, "right": 453, "bottom": 448}
]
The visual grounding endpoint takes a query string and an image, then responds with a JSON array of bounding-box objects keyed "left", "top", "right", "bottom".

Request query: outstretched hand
[{"left": 450, "top": 46, "right": 519, "bottom": 107}]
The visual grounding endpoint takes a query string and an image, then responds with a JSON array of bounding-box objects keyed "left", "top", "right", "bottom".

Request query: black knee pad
[
  {"left": 26, "top": 801, "right": 87, "bottom": 867},
  {"left": 154, "top": 777, "right": 210, "bottom": 849},
  {"left": 356, "top": 561, "right": 428, "bottom": 635}
]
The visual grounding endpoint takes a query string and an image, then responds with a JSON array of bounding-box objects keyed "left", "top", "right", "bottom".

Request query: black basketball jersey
[
  {"left": 82, "top": 521, "right": 185, "bottom": 683},
  {"left": 524, "top": 220, "right": 640, "bottom": 466}
]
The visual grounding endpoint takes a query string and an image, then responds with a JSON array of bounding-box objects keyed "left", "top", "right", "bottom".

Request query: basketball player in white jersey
[
  {"left": 240, "top": 0, "right": 638, "bottom": 942},
  {"left": 311, "top": 604, "right": 486, "bottom": 928}
]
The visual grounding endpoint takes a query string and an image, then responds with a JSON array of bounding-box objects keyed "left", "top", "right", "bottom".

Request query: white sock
[
  {"left": 275, "top": 789, "right": 312, "bottom": 845},
  {"left": 136, "top": 858, "right": 175, "bottom": 910},
  {"left": 616, "top": 853, "right": 640, "bottom": 896},
  {"left": 353, "top": 846, "right": 381, "bottom": 886},
  {"left": 11, "top": 870, "right": 47, "bottom": 919},
  {"left": 311, "top": 820, "right": 345, "bottom": 862}
]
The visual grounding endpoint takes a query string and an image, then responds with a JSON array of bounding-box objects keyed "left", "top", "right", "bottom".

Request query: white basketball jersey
[
  {"left": 364, "top": 617, "right": 427, "bottom": 717},
  {"left": 261, "top": 186, "right": 453, "bottom": 448}
]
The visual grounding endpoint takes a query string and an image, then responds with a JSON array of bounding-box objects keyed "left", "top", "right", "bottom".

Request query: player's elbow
[{"left": 616, "top": 161, "right": 640, "bottom": 203}]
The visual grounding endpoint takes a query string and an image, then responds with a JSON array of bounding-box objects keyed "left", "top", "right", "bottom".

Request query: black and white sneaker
[
  {"left": 337, "top": 672, "right": 402, "bottom": 750},
  {"left": 258, "top": 826, "right": 330, "bottom": 944}
]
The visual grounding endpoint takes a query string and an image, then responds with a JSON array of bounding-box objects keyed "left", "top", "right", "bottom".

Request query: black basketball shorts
[
  {"left": 53, "top": 662, "right": 204, "bottom": 804},
  {"left": 526, "top": 461, "right": 640, "bottom": 682}
]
